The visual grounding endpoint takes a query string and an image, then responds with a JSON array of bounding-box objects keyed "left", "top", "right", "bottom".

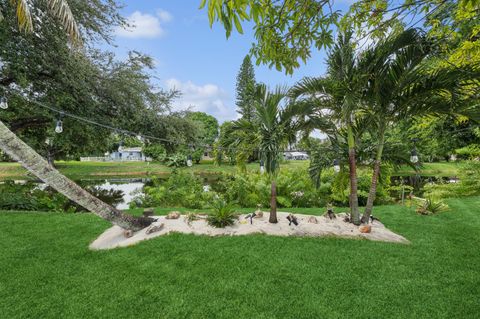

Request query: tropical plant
[
  {"left": 359, "top": 28, "right": 480, "bottom": 222},
  {"left": 3, "top": 0, "right": 81, "bottom": 44},
  {"left": 133, "top": 172, "right": 210, "bottom": 209},
  {"left": 416, "top": 198, "right": 449, "bottom": 215},
  {"left": 231, "top": 84, "right": 299, "bottom": 223},
  {"left": 207, "top": 198, "right": 238, "bottom": 228},
  {"left": 290, "top": 30, "right": 364, "bottom": 225}
]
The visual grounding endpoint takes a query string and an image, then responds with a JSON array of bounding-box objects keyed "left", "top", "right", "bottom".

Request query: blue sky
[{"left": 110, "top": 0, "right": 351, "bottom": 122}]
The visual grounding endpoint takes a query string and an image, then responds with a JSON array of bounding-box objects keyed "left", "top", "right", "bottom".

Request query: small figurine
[
  {"left": 325, "top": 203, "right": 336, "bottom": 220},
  {"left": 286, "top": 214, "right": 298, "bottom": 226},
  {"left": 245, "top": 212, "right": 257, "bottom": 224}
]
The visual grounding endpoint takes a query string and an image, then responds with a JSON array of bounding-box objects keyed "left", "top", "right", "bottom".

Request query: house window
[{"left": 204, "top": 152, "right": 208, "bottom": 156}]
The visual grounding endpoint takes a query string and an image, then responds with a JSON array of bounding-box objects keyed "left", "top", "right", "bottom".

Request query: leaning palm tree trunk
[
  {"left": 0, "top": 120, "right": 153, "bottom": 231},
  {"left": 269, "top": 179, "right": 278, "bottom": 223},
  {"left": 363, "top": 126, "right": 385, "bottom": 222},
  {"left": 347, "top": 125, "right": 361, "bottom": 225}
]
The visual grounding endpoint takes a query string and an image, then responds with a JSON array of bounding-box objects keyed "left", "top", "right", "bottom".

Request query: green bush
[
  {"left": 415, "top": 197, "right": 449, "bottom": 215},
  {"left": 455, "top": 144, "right": 480, "bottom": 160},
  {"left": 132, "top": 171, "right": 210, "bottom": 209},
  {"left": 207, "top": 198, "right": 238, "bottom": 228},
  {"left": 143, "top": 144, "right": 167, "bottom": 162},
  {"left": 423, "top": 162, "right": 480, "bottom": 198},
  {"left": 0, "top": 181, "right": 76, "bottom": 212},
  {"left": 330, "top": 165, "right": 392, "bottom": 206}
]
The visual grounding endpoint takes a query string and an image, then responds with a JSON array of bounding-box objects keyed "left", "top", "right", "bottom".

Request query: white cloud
[
  {"left": 165, "top": 78, "right": 236, "bottom": 122},
  {"left": 156, "top": 9, "right": 173, "bottom": 23},
  {"left": 116, "top": 9, "right": 173, "bottom": 39}
]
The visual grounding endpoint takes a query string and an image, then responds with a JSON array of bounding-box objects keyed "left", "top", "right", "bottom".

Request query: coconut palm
[
  {"left": 0, "top": 1, "right": 154, "bottom": 231},
  {"left": 360, "top": 28, "right": 480, "bottom": 222},
  {"left": 290, "top": 31, "right": 365, "bottom": 225},
  {"left": 232, "top": 84, "right": 298, "bottom": 223}
]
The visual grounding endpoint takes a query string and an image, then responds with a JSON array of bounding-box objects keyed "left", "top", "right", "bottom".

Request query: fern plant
[
  {"left": 416, "top": 198, "right": 449, "bottom": 215},
  {"left": 207, "top": 198, "right": 238, "bottom": 228}
]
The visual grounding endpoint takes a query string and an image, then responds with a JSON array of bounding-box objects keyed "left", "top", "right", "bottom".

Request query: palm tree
[
  {"left": 0, "top": 1, "right": 154, "bottom": 231},
  {"left": 5, "top": 0, "right": 81, "bottom": 44},
  {"left": 290, "top": 31, "right": 365, "bottom": 225},
  {"left": 360, "top": 28, "right": 480, "bottom": 222},
  {"left": 232, "top": 84, "right": 298, "bottom": 223}
]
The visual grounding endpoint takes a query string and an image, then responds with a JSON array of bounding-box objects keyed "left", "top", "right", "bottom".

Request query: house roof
[
  {"left": 118, "top": 147, "right": 142, "bottom": 152},
  {"left": 285, "top": 151, "right": 308, "bottom": 157}
]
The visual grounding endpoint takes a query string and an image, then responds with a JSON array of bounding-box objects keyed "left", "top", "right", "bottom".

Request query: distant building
[
  {"left": 284, "top": 151, "right": 309, "bottom": 160},
  {"left": 80, "top": 147, "right": 149, "bottom": 162},
  {"left": 109, "top": 147, "right": 147, "bottom": 161}
]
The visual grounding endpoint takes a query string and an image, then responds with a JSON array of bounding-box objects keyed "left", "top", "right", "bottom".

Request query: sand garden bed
[{"left": 90, "top": 211, "right": 409, "bottom": 250}]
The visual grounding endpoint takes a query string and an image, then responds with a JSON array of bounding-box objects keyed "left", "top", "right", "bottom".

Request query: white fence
[{"left": 80, "top": 157, "right": 147, "bottom": 162}]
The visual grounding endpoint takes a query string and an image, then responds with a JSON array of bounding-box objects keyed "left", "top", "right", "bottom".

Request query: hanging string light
[
  {"left": 55, "top": 112, "right": 64, "bottom": 134},
  {"left": 333, "top": 159, "right": 340, "bottom": 173},
  {"left": 0, "top": 96, "right": 8, "bottom": 109},
  {"left": 186, "top": 145, "right": 193, "bottom": 167}
]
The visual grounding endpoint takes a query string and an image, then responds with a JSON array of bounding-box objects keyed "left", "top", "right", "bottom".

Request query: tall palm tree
[
  {"left": 0, "top": 1, "right": 154, "bottom": 230},
  {"left": 232, "top": 84, "right": 298, "bottom": 223},
  {"left": 290, "top": 31, "right": 365, "bottom": 225},
  {"left": 360, "top": 28, "right": 480, "bottom": 222}
]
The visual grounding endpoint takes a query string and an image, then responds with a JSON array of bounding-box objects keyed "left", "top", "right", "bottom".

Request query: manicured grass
[
  {"left": 0, "top": 160, "right": 308, "bottom": 181},
  {"left": 1, "top": 198, "right": 479, "bottom": 318},
  {"left": 0, "top": 160, "right": 463, "bottom": 181}
]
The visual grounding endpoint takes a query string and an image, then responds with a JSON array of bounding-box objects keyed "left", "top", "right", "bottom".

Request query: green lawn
[
  {"left": 0, "top": 160, "right": 309, "bottom": 181},
  {"left": 1, "top": 198, "right": 479, "bottom": 318},
  {"left": 0, "top": 160, "right": 462, "bottom": 181}
]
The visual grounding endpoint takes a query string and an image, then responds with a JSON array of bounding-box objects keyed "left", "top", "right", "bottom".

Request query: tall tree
[
  {"left": 235, "top": 55, "right": 257, "bottom": 122},
  {"left": 360, "top": 28, "right": 480, "bottom": 222},
  {"left": 291, "top": 31, "right": 364, "bottom": 225},
  {"left": 0, "top": 0, "right": 155, "bottom": 230},
  {"left": 232, "top": 84, "right": 299, "bottom": 223}
]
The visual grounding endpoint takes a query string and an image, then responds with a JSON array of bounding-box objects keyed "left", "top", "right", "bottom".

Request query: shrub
[
  {"left": 415, "top": 197, "right": 449, "bottom": 215},
  {"left": 132, "top": 171, "right": 210, "bottom": 209},
  {"left": 165, "top": 153, "right": 187, "bottom": 167},
  {"left": 423, "top": 162, "right": 480, "bottom": 199},
  {"left": 330, "top": 165, "right": 392, "bottom": 206},
  {"left": 207, "top": 198, "right": 238, "bottom": 228},
  {"left": 455, "top": 144, "right": 480, "bottom": 160},
  {"left": 143, "top": 144, "right": 167, "bottom": 162}
]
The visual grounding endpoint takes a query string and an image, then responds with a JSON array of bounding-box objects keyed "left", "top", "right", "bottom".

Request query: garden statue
[
  {"left": 245, "top": 212, "right": 256, "bottom": 224},
  {"left": 286, "top": 214, "right": 298, "bottom": 226},
  {"left": 325, "top": 204, "right": 336, "bottom": 220}
]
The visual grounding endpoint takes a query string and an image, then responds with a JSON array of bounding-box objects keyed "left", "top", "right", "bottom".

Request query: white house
[
  {"left": 109, "top": 147, "right": 147, "bottom": 161},
  {"left": 284, "top": 151, "right": 309, "bottom": 160}
]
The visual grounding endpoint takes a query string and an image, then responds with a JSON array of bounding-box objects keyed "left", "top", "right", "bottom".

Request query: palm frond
[
  {"left": 11, "top": 0, "right": 33, "bottom": 32},
  {"left": 47, "top": 0, "right": 82, "bottom": 45}
]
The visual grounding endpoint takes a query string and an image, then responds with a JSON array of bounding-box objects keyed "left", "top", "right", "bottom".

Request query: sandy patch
[{"left": 90, "top": 212, "right": 409, "bottom": 250}]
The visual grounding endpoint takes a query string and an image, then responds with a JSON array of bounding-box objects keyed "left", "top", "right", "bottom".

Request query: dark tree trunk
[
  {"left": 0, "top": 120, "right": 153, "bottom": 231},
  {"left": 269, "top": 179, "right": 278, "bottom": 223},
  {"left": 347, "top": 125, "right": 360, "bottom": 225},
  {"left": 363, "top": 127, "right": 385, "bottom": 223}
]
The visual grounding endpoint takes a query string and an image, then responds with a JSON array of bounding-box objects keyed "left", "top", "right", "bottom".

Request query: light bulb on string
[
  {"left": 187, "top": 154, "right": 193, "bottom": 167},
  {"left": 0, "top": 96, "right": 8, "bottom": 109},
  {"left": 55, "top": 119, "right": 63, "bottom": 133},
  {"left": 55, "top": 112, "right": 64, "bottom": 134},
  {"left": 333, "top": 159, "right": 340, "bottom": 173}
]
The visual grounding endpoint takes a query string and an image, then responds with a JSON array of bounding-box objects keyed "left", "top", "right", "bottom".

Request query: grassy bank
[
  {"left": 1, "top": 198, "right": 479, "bottom": 318},
  {"left": 0, "top": 160, "right": 462, "bottom": 181}
]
